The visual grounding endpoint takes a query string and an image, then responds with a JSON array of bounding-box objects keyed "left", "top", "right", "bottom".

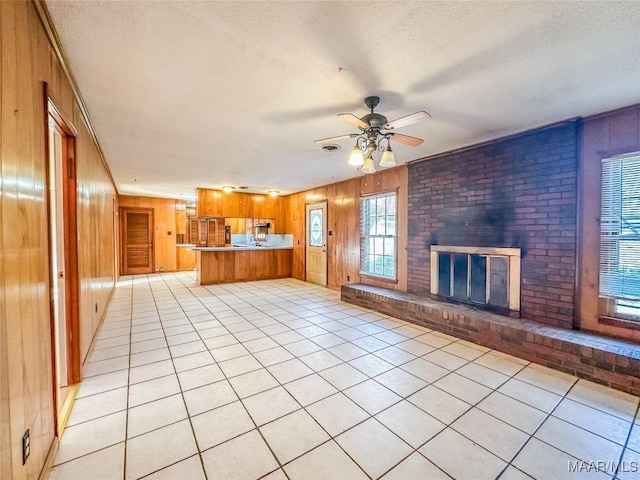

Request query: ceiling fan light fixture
[
  {"left": 379, "top": 145, "right": 396, "bottom": 168},
  {"left": 315, "top": 97, "right": 429, "bottom": 170},
  {"left": 360, "top": 154, "right": 376, "bottom": 174},
  {"left": 348, "top": 143, "right": 365, "bottom": 166},
  {"left": 222, "top": 185, "right": 235, "bottom": 193}
]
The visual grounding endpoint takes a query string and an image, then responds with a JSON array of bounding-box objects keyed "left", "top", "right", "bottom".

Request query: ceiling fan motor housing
[{"left": 361, "top": 112, "right": 388, "bottom": 128}]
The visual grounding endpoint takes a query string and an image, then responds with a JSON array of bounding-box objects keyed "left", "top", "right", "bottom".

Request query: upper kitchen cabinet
[{"left": 196, "top": 188, "right": 286, "bottom": 232}]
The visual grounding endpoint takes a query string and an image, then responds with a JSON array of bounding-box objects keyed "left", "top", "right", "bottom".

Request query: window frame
[
  {"left": 599, "top": 152, "right": 640, "bottom": 322},
  {"left": 359, "top": 190, "right": 398, "bottom": 281}
]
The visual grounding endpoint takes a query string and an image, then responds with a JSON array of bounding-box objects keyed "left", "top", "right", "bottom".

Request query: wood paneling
[
  {"left": 175, "top": 207, "right": 187, "bottom": 236},
  {"left": 74, "top": 110, "right": 117, "bottom": 367},
  {"left": 119, "top": 195, "right": 177, "bottom": 272},
  {"left": 197, "top": 249, "right": 292, "bottom": 284},
  {"left": 285, "top": 167, "right": 408, "bottom": 292},
  {"left": 196, "top": 188, "right": 287, "bottom": 233},
  {"left": 176, "top": 247, "right": 196, "bottom": 271},
  {"left": 578, "top": 106, "right": 640, "bottom": 342},
  {"left": 0, "top": 2, "right": 117, "bottom": 479},
  {"left": 226, "top": 217, "right": 247, "bottom": 234}
]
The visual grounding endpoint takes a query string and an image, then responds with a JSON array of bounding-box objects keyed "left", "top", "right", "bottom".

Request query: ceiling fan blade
[
  {"left": 314, "top": 133, "right": 359, "bottom": 144},
  {"left": 383, "top": 111, "right": 431, "bottom": 130},
  {"left": 388, "top": 133, "right": 424, "bottom": 147},
  {"left": 337, "top": 113, "right": 368, "bottom": 129}
]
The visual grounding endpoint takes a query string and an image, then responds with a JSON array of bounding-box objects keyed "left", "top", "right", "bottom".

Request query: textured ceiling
[{"left": 46, "top": 1, "right": 640, "bottom": 198}]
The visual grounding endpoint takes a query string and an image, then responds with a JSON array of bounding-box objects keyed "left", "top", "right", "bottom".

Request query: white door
[
  {"left": 49, "top": 121, "right": 68, "bottom": 390},
  {"left": 305, "top": 202, "right": 327, "bottom": 286}
]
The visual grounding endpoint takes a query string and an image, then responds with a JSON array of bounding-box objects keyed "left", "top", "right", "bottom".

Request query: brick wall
[{"left": 407, "top": 122, "right": 579, "bottom": 328}]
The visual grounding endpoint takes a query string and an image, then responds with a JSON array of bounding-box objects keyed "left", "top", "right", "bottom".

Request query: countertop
[{"left": 191, "top": 245, "right": 293, "bottom": 251}]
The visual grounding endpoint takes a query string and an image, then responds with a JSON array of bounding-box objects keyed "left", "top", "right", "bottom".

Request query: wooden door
[
  {"left": 305, "top": 202, "right": 327, "bottom": 286},
  {"left": 121, "top": 208, "right": 154, "bottom": 274}
]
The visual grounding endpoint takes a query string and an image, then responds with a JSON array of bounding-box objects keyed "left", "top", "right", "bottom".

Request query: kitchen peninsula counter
[
  {"left": 193, "top": 245, "right": 293, "bottom": 252},
  {"left": 193, "top": 246, "right": 292, "bottom": 285}
]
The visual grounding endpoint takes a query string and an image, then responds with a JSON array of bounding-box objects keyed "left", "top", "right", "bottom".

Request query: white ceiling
[{"left": 46, "top": 1, "right": 640, "bottom": 199}]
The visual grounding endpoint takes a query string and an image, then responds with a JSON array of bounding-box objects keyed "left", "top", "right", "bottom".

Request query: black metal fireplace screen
[{"left": 430, "top": 246, "right": 521, "bottom": 317}]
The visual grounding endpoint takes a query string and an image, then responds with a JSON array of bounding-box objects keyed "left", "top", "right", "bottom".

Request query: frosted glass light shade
[
  {"left": 348, "top": 145, "right": 365, "bottom": 166},
  {"left": 379, "top": 146, "right": 396, "bottom": 167},
  {"left": 360, "top": 154, "right": 376, "bottom": 174}
]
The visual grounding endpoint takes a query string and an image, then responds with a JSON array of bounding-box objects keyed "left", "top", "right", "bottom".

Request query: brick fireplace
[{"left": 407, "top": 122, "right": 579, "bottom": 329}]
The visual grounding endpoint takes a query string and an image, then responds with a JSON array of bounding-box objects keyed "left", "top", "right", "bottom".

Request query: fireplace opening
[{"left": 430, "top": 246, "right": 521, "bottom": 317}]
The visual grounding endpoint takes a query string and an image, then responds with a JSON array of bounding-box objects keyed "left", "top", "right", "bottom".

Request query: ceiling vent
[{"left": 320, "top": 144, "right": 341, "bottom": 153}]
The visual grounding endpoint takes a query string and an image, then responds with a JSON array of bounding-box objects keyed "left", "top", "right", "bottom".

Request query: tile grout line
[
  {"left": 612, "top": 401, "right": 640, "bottom": 479},
  {"left": 123, "top": 276, "right": 134, "bottom": 480}
]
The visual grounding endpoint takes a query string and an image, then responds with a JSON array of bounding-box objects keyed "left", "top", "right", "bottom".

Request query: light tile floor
[{"left": 50, "top": 273, "right": 640, "bottom": 480}]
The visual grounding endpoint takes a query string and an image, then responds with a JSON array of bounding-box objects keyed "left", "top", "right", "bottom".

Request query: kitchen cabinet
[{"left": 195, "top": 247, "right": 292, "bottom": 284}]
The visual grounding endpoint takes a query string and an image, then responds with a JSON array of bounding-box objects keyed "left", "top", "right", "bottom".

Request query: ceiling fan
[{"left": 314, "top": 96, "right": 431, "bottom": 172}]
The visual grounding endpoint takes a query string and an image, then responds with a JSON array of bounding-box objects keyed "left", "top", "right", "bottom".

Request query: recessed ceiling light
[
  {"left": 221, "top": 185, "right": 235, "bottom": 193},
  {"left": 267, "top": 190, "right": 279, "bottom": 197}
]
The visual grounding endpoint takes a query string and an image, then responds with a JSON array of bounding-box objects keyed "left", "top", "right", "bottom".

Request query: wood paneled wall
[
  {"left": 578, "top": 105, "right": 640, "bottom": 341},
  {"left": 196, "top": 188, "right": 287, "bottom": 233},
  {"left": 0, "top": 2, "right": 117, "bottom": 479},
  {"left": 76, "top": 116, "right": 118, "bottom": 364},
  {"left": 119, "top": 195, "right": 178, "bottom": 272},
  {"left": 285, "top": 167, "right": 408, "bottom": 292}
]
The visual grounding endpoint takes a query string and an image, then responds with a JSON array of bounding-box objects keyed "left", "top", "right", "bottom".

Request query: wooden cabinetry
[
  {"left": 196, "top": 188, "right": 286, "bottom": 233},
  {"left": 225, "top": 217, "right": 246, "bottom": 234},
  {"left": 176, "top": 247, "right": 196, "bottom": 271},
  {"left": 189, "top": 217, "right": 225, "bottom": 246},
  {"left": 196, "top": 249, "right": 292, "bottom": 284}
]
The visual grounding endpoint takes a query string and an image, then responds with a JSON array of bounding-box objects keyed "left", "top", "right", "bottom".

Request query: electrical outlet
[
  {"left": 347, "top": 275, "right": 350, "bottom": 281},
  {"left": 22, "top": 429, "right": 30, "bottom": 465}
]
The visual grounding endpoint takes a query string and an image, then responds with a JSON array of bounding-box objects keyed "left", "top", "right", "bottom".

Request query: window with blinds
[
  {"left": 360, "top": 192, "right": 397, "bottom": 280},
  {"left": 600, "top": 154, "right": 640, "bottom": 318}
]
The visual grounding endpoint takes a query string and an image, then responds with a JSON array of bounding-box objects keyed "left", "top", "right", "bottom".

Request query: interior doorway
[
  {"left": 46, "top": 95, "right": 81, "bottom": 435},
  {"left": 120, "top": 208, "right": 155, "bottom": 275},
  {"left": 305, "top": 201, "right": 328, "bottom": 286}
]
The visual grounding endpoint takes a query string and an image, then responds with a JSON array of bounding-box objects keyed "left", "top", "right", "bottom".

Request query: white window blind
[{"left": 600, "top": 154, "right": 640, "bottom": 301}]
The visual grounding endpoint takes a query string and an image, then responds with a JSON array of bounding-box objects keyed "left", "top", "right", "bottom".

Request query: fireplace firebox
[{"left": 430, "top": 246, "right": 521, "bottom": 317}]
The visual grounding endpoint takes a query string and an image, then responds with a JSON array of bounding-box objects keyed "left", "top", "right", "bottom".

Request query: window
[
  {"left": 360, "top": 192, "right": 396, "bottom": 279},
  {"left": 600, "top": 154, "right": 640, "bottom": 319}
]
